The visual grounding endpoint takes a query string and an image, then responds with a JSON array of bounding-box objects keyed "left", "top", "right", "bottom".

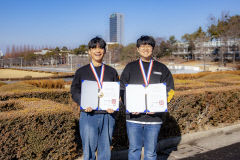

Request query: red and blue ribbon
[
  {"left": 90, "top": 62, "right": 105, "bottom": 89},
  {"left": 139, "top": 59, "right": 153, "bottom": 86}
]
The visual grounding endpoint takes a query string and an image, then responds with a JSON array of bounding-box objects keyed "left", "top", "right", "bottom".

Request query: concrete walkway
[
  {"left": 76, "top": 123, "right": 240, "bottom": 160},
  {"left": 159, "top": 123, "right": 240, "bottom": 160}
]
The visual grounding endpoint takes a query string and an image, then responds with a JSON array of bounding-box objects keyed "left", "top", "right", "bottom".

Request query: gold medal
[{"left": 98, "top": 90, "right": 104, "bottom": 98}]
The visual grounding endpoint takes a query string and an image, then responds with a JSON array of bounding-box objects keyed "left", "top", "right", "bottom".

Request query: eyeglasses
[{"left": 90, "top": 47, "right": 104, "bottom": 52}]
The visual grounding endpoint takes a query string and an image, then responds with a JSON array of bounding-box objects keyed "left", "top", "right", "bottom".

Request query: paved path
[
  {"left": 76, "top": 123, "right": 240, "bottom": 160},
  {"left": 159, "top": 124, "right": 240, "bottom": 160}
]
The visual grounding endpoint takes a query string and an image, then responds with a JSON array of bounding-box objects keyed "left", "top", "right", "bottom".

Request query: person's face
[
  {"left": 137, "top": 44, "right": 153, "bottom": 60},
  {"left": 89, "top": 46, "right": 105, "bottom": 63}
]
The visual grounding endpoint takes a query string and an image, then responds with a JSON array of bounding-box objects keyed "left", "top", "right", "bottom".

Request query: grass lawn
[{"left": 0, "top": 69, "right": 54, "bottom": 79}]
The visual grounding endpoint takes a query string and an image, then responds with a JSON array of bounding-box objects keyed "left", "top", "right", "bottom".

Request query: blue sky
[{"left": 0, "top": 0, "right": 239, "bottom": 53}]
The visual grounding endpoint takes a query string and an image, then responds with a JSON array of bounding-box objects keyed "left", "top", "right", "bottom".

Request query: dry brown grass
[
  {"left": 173, "top": 72, "right": 212, "bottom": 79},
  {"left": 24, "top": 79, "right": 65, "bottom": 89},
  {"left": 175, "top": 85, "right": 240, "bottom": 96},
  {"left": 173, "top": 71, "right": 240, "bottom": 93},
  {"left": 173, "top": 70, "right": 240, "bottom": 80},
  {"left": 0, "top": 69, "right": 54, "bottom": 79}
]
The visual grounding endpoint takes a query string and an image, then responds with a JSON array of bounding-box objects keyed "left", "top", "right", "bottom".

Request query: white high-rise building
[{"left": 109, "top": 13, "right": 124, "bottom": 44}]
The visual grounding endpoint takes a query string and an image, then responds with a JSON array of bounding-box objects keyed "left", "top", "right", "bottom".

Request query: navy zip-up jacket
[
  {"left": 71, "top": 64, "right": 119, "bottom": 114},
  {"left": 120, "top": 59, "right": 175, "bottom": 123}
]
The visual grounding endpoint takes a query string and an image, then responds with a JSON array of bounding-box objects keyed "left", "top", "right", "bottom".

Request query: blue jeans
[
  {"left": 127, "top": 121, "right": 161, "bottom": 160},
  {"left": 79, "top": 112, "right": 115, "bottom": 160}
]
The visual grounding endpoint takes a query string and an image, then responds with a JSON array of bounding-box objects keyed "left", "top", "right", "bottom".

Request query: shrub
[
  {"left": 0, "top": 90, "right": 71, "bottom": 104},
  {"left": 0, "top": 82, "right": 70, "bottom": 104},
  {"left": 235, "top": 64, "right": 240, "bottom": 70},
  {"left": 165, "top": 86, "right": 240, "bottom": 135},
  {"left": 0, "top": 99, "right": 80, "bottom": 160},
  {"left": 0, "top": 100, "right": 24, "bottom": 112},
  {"left": 1, "top": 81, "right": 240, "bottom": 151},
  {"left": 0, "top": 81, "right": 7, "bottom": 87},
  {"left": 23, "top": 75, "right": 33, "bottom": 80}
]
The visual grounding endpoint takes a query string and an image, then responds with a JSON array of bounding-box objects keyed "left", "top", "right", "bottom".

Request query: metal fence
[{"left": 0, "top": 51, "right": 119, "bottom": 71}]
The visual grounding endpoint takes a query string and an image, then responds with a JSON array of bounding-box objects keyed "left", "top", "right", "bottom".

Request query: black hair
[
  {"left": 136, "top": 35, "right": 155, "bottom": 49},
  {"left": 88, "top": 37, "right": 106, "bottom": 50}
]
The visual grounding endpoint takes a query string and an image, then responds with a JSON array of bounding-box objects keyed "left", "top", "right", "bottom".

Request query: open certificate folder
[
  {"left": 80, "top": 80, "right": 120, "bottom": 111},
  {"left": 126, "top": 83, "right": 167, "bottom": 113}
]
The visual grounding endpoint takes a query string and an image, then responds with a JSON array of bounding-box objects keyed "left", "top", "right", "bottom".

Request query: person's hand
[
  {"left": 106, "top": 109, "right": 114, "bottom": 114},
  {"left": 132, "top": 112, "right": 140, "bottom": 115},
  {"left": 147, "top": 112, "right": 155, "bottom": 115},
  {"left": 85, "top": 107, "right": 93, "bottom": 112}
]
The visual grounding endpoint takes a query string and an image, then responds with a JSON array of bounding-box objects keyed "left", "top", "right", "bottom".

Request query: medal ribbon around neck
[
  {"left": 139, "top": 59, "right": 153, "bottom": 87},
  {"left": 90, "top": 62, "right": 105, "bottom": 89}
]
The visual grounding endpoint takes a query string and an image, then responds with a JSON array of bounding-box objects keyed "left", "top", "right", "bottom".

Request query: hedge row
[
  {"left": 1, "top": 86, "right": 239, "bottom": 153},
  {"left": 166, "top": 87, "right": 240, "bottom": 135},
  {"left": 0, "top": 90, "right": 71, "bottom": 104},
  {"left": 0, "top": 99, "right": 24, "bottom": 112},
  {"left": 0, "top": 99, "right": 80, "bottom": 160}
]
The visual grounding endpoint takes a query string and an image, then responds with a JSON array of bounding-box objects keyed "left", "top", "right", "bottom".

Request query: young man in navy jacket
[
  {"left": 71, "top": 37, "right": 119, "bottom": 160},
  {"left": 120, "top": 35, "right": 175, "bottom": 160}
]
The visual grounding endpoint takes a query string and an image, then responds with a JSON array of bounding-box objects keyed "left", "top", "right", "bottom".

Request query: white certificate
[
  {"left": 125, "top": 83, "right": 167, "bottom": 113},
  {"left": 80, "top": 80, "right": 120, "bottom": 111},
  {"left": 126, "top": 84, "right": 146, "bottom": 113},
  {"left": 80, "top": 80, "right": 98, "bottom": 110},
  {"left": 146, "top": 83, "right": 167, "bottom": 112},
  {"left": 99, "top": 82, "right": 120, "bottom": 111}
]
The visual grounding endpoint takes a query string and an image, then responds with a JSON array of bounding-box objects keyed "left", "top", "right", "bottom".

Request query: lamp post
[
  {"left": 70, "top": 55, "right": 73, "bottom": 71},
  {"left": 8, "top": 58, "right": 13, "bottom": 67},
  {"left": 203, "top": 42, "right": 206, "bottom": 71},
  {"left": 19, "top": 57, "right": 23, "bottom": 68},
  {"left": 216, "top": 39, "right": 221, "bottom": 66}
]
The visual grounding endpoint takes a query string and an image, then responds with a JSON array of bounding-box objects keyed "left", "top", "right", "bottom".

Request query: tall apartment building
[{"left": 109, "top": 13, "right": 124, "bottom": 44}]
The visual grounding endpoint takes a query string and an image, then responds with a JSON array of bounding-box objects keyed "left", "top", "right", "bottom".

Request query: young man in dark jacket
[
  {"left": 120, "top": 35, "right": 174, "bottom": 160},
  {"left": 71, "top": 37, "right": 119, "bottom": 160}
]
